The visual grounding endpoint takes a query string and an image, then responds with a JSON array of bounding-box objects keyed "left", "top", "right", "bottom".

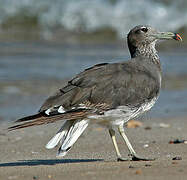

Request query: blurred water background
[{"left": 0, "top": 0, "right": 187, "bottom": 122}]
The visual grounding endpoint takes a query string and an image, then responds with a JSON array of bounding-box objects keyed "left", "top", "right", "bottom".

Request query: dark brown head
[{"left": 127, "top": 25, "right": 182, "bottom": 58}]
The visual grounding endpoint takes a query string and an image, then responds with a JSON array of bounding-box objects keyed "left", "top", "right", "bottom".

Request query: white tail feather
[
  {"left": 57, "top": 119, "right": 89, "bottom": 157},
  {"left": 46, "top": 131, "right": 66, "bottom": 149},
  {"left": 45, "top": 119, "right": 89, "bottom": 157},
  {"left": 57, "top": 150, "right": 68, "bottom": 157},
  {"left": 46, "top": 120, "right": 73, "bottom": 149}
]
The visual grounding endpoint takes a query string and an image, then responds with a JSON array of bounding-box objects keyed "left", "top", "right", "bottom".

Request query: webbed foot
[
  {"left": 131, "top": 154, "right": 155, "bottom": 161},
  {"left": 117, "top": 157, "right": 131, "bottom": 161}
]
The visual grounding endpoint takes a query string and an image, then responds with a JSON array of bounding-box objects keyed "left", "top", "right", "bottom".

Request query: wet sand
[{"left": 0, "top": 116, "right": 187, "bottom": 180}]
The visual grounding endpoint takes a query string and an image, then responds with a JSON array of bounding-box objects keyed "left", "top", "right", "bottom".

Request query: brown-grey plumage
[
  {"left": 9, "top": 25, "right": 182, "bottom": 161},
  {"left": 41, "top": 59, "right": 160, "bottom": 109}
]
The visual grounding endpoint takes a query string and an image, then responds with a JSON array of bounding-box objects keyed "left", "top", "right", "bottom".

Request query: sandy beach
[
  {"left": 0, "top": 115, "right": 187, "bottom": 180},
  {"left": 0, "top": 1, "right": 187, "bottom": 180},
  {"left": 0, "top": 0, "right": 187, "bottom": 179}
]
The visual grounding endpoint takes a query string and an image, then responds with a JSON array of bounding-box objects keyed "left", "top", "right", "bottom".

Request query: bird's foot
[
  {"left": 131, "top": 154, "right": 155, "bottom": 161},
  {"left": 117, "top": 154, "right": 155, "bottom": 162},
  {"left": 117, "top": 157, "right": 131, "bottom": 161}
]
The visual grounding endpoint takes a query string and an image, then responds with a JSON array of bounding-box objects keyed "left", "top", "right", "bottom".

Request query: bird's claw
[
  {"left": 117, "top": 154, "right": 155, "bottom": 161},
  {"left": 131, "top": 154, "right": 155, "bottom": 161},
  {"left": 117, "top": 157, "right": 131, "bottom": 161}
]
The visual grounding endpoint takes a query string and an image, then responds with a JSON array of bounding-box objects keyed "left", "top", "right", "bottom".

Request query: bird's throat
[{"left": 130, "top": 42, "right": 161, "bottom": 68}]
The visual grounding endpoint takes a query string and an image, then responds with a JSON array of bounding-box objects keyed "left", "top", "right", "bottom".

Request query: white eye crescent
[{"left": 141, "top": 27, "right": 148, "bottom": 33}]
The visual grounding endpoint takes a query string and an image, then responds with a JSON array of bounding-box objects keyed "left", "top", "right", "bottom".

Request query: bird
[{"left": 8, "top": 25, "right": 182, "bottom": 161}]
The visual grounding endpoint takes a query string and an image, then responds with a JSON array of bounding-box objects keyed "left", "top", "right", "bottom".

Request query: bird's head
[{"left": 127, "top": 25, "right": 182, "bottom": 57}]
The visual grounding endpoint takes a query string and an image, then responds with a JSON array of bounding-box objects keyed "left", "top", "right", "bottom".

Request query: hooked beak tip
[{"left": 174, "top": 33, "right": 182, "bottom": 41}]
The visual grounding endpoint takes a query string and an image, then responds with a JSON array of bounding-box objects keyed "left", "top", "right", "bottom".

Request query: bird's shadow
[{"left": 0, "top": 158, "right": 104, "bottom": 167}]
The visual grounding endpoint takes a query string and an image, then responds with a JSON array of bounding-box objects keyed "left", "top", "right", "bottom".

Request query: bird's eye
[{"left": 141, "top": 27, "right": 148, "bottom": 33}]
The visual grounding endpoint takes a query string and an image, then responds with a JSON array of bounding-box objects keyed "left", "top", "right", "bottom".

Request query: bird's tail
[
  {"left": 46, "top": 119, "right": 89, "bottom": 157},
  {"left": 8, "top": 110, "right": 91, "bottom": 131}
]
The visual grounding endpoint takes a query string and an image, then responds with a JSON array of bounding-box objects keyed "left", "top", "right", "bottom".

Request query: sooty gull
[{"left": 9, "top": 25, "right": 182, "bottom": 161}]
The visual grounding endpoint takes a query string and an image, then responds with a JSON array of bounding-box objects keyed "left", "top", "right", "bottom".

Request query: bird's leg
[
  {"left": 118, "top": 124, "right": 155, "bottom": 161},
  {"left": 109, "top": 129, "right": 130, "bottom": 161}
]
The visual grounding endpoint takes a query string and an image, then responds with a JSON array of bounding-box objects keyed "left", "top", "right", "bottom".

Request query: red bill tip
[{"left": 174, "top": 33, "right": 182, "bottom": 41}]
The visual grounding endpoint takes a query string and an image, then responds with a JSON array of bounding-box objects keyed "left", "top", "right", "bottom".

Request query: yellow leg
[
  {"left": 118, "top": 124, "right": 155, "bottom": 161},
  {"left": 109, "top": 129, "right": 129, "bottom": 161}
]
